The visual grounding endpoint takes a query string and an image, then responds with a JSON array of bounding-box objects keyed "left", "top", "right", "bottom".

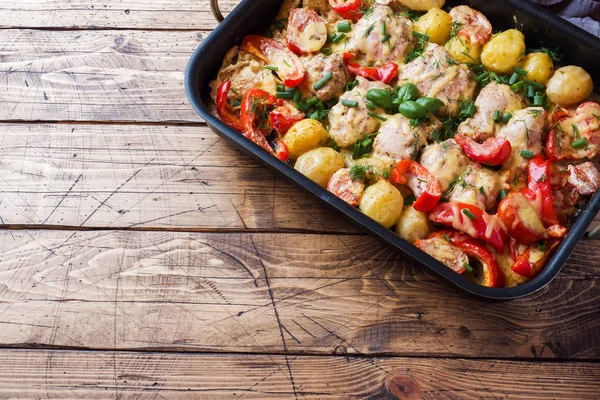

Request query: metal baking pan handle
[{"left": 211, "top": 0, "right": 225, "bottom": 22}]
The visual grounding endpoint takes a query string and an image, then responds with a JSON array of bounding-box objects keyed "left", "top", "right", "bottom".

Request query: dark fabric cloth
[{"left": 529, "top": 0, "right": 600, "bottom": 36}]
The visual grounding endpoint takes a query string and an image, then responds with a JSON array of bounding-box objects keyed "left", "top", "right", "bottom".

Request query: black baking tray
[{"left": 186, "top": 0, "right": 600, "bottom": 299}]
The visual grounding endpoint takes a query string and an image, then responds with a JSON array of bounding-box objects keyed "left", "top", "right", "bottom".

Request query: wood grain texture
[
  {"left": 0, "top": 230, "right": 598, "bottom": 359},
  {"left": 0, "top": 123, "right": 356, "bottom": 231},
  {"left": 0, "top": 29, "right": 202, "bottom": 122},
  {"left": 0, "top": 0, "right": 243, "bottom": 30},
  {"left": 1, "top": 349, "right": 599, "bottom": 399}
]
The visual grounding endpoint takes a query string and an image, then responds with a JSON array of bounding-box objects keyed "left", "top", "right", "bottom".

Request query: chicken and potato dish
[{"left": 210, "top": 0, "right": 600, "bottom": 288}]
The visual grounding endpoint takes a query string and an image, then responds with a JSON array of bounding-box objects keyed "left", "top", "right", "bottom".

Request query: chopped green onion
[
  {"left": 338, "top": 20, "right": 351, "bottom": 33},
  {"left": 368, "top": 112, "right": 387, "bottom": 121},
  {"left": 381, "top": 34, "right": 391, "bottom": 43},
  {"left": 345, "top": 80, "right": 359, "bottom": 91},
  {"left": 502, "top": 112, "right": 513, "bottom": 123},
  {"left": 365, "top": 101, "right": 376, "bottom": 110},
  {"left": 296, "top": 100, "right": 309, "bottom": 113},
  {"left": 520, "top": 149, "right": 534, "bottom": 159},
  {"left": 342, "top": 99, "right": 358, "bottom": 107},
  {"left": 460, "top": 102, "right": 477, "bottom": 119},
  {"left": 313, "top": 72, "right": 333, "bottom": 90},
  {"left": 514, "top": 66, "right": 528, "bottom": 76},
  {"left": 276, "top": 84, "right": 285, "bottom": 92},
  {"left": 534, "top": 94, "right": 545, "bottom": 107},
  {"left": 442, "top": 233, "right": 452, "bottom": 242},
  {"left": 327, "top": 33, "right": 337, "bottom": 42},
  {"left": 463, "top": 263, "right": 474, "bottom": 273},
  {"left": 476, "top": 72, "right": 489, "bottom": 83},
  {"left": 362, "top": 137, "right": 373, "bottom": 149},
  {"left": 276, "top": 91, "right": 295, "bottom": 100},
  {"left": 332, "top": 33, "right": 347, "bottom": 43},
  {"left": 263, "top": 65, "right": 278, "bottom": 71},
  {"left": 479, "top": 186, "right": 486, "bottom": 195},
  {"left": 499, "top": 189, "right": 509, "bottom": 200},
  {"left": 512, "top": 81, "right": 525, "bottom": 92},
  {"left": 382, "top": 21, "right": 387, "bottom": 35},
  {"left": 293, "top": 90, "right": 302, "bottom": 103},
  {"left": 538, "top": 241, "right": 547, "bottom": 251},
  {"left": 320, "top": 47, "right": 333, "bottom": 56},
  {"left": 353, "top": 141, "right": 361, "bottom": 159},
  {"left": 315, "top": 100, "right": 325, "bottom": 110},
  {"left": 509, "top": 72, "right": 521, "bottom": 85},
  {"left": 523, "top": 79, "right": 545, "bottom": 90},
  {"left": 526, "top": 84, "right": 535, "bottom": 99},
  {"left": 462, "top": 209, "right": 477, "bottom": 220},
  {"left": 404, "top": 195, "right": 416, "bottom": 206},
  {"left": 306, "top": 96, "right": 319, "bottom": 106},
  {"left": 493, "top": 110, "right": 501, "bottom": 123},
  {"left": 572, "top": 138, "right": 588, "bottom": 149}
]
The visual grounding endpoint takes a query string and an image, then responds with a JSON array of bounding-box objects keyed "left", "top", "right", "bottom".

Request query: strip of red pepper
[
  {"left": 430, "top": 230, "right": 503, "bottom": 288},
  {"left": 216, "top": 82, "right": 243, "bottom": 131},
  {"left": 344, "top": 53, "right": 399, "bottom": 84},
  {"left": 522, "top": 155, "right": 560, "bottom": 227},
  {"left": 329, "top": 0, "right": 365, "bottom": 22},
  {"left": 391, "top": 160, "right": 442, "bottom": 213},
  {"left": 241, "top": 89, "right": 288, "bottom": 161}
]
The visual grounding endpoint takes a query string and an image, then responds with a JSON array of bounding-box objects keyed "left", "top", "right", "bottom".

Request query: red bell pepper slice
[
  {"left": 511, "top": 240, "right": 560, "bottom": 279},
  {"left": 415, "top": 236, "right": 470, "bottom": 274},
  {"left": 286, "top": 8, "right": 328, "bottom": 55},
  {"left": 391, "top": 160, "right": 442, "bottom": 213},
  {"left": 522, "top": 155, "right": 560, "bottom": 227},
  {"left": 269, "top": 104, "right": 305, "bottom": 136},
  {"left": 346, "top": 61, "right": 399, "bottom": 84},
  {"left": 429, "top": 202, "right": 508, "bottom": 253},
  {"left": 241, "top": 89, "right": 285, "bottom": 159},
  {"left": 328, "top": 0, "right": 365, "bottom": 21},
  {"left": 430, "top": 230, "right": 503, "bottom": 288},
  {"left": 454, "top": 134, "right": 512, "bottom": 167},
  {"left": 551, "top": 106, "right": 570, "bottom": 123},
  {"left": 276, "top": 141, "right": 289, "bottom": 162},
  {"left": 216, "top": 81, "right": 243, "bottom": 131},
  {"left": 241, "top": 35, "right": 306, "bottom": 87},
  {"left": 498, "top": 191, "right": 547, "bottom": 244}
]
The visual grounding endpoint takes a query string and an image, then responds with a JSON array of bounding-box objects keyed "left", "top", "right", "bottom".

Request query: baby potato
[
  {"left": 414, "top": 8, "right": 453, "bottom": 45},
  {"left": 546, "top": 66, "right": 594, "bottom": 107},
  {"left": 397, "top": 0, "right": 445, "bottom": 11},
  {"left": 359, "top": 180, "right": 404, "bottom": 228},
  {"left": 481, "top": 29, "right": 526, "bottom": 74},
  {"left": 444, "top": 36, "right": 482, "bottom": 64},
  {"left": 282, "top": 119, "right": 329, "bottom": 160},
  {"left": 294, "top": 147, "right": 345, "bottom": 187},
  {"left": 521, "top": 52, "right": 554, "bottom": 85},
  {"left": 394, "top": 206, "right": 431, "bottom": 243}
]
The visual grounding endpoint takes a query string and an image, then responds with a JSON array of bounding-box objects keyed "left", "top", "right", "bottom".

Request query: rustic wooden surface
[{"left": 0, "top": 1, "right": 598, "bottom": 398}]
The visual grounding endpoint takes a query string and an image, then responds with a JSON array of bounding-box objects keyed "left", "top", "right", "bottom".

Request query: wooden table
[{"left": 0, "top": 1, "right": 598, "bottom": 398}]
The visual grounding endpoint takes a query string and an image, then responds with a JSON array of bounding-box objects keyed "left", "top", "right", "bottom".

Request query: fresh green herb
[
  {"left": 479, "top": 186, "right": 486, "bottom": 195},
  {"left": 412, "top": 31, "right": 429, "bottom": 41},
  {"left": 397, "top": 83, "right": 420, "bottom": 103},
  {"left": 443, "top": 233, "right": 452, "bottom": 242},
  {"left": 399, "top": 101, "right": 427, "bottom": 120},
  {"left": 520, "top": 149, "right": 534, "bottom": 159},
  {"left": 476, "top": 72, "right": 490, "bottom": 83},
  {"left": 462, "top": 208, "right": 477, "bottom": 220},
  {"left": 293, "top": 90, "right": 302, "bottom": 103},
  {"left": 404, "top": 194, "right": 416, "bottom": 206},
  {"left": 367, "top": 88, "right": 395, "bottom": 109},
  {"left": 381, "top": 21, "right": 387, "bottom": 35},
  {"left": 320, "top": 47, "right": 333, "bottom": 56},
  {"left": 572, "top": 138, "right": 588, "bottom": 149},
  {"left": 313, "top": 72, "right": 333, "bottom": 90},
  {"left": 381, "top": 34, "right": 391, "bottom": 43},
  {"left": 450, "top": 21, "right": 462, "bottom": 38},
  {"left": 363, "top": 23, "right": 376, "bottom": 37},
  {"left": 490, "top": 72, "right": 509, "bottom": 84},
  {"left": 295, "top": 99, "right": 309, "bottom": 113},
  {"left": 533, "top": 93, "right": 545, "bottom": 107},
  {"left": 499, "top": 189, "right": 509, "bottom": 200},
  {"left": 368, "top": 112, "right": 387, "bottom": 121},
  {"left": 342, "top": 99, "right": 359, "bottom": 107},
  {"left": 405, "top": 30, "right": 430, "bottom": 63},
  {"left": 526, "top": 84, "right": 535, "bottom": 99},
  {"left": 276, "top": 91, "right": 295, "bottom": 100},
  {"left": 349, "top": 163, "right": 372, "bottom": 180},
  {"left": 538, "top": 241, "right": 547, "bottom": 251},
  {"left": 446, "top": 55, "right": 459, "bottom": 66},
  {"left": 523, "top": 79, "right": 545, "bottom": 90},
  {"left": 263, "top": 65, "right": 278, "bottom": 71},
  {"left": 502, "top": 112, "right": 513, "bottom": 123},
  {"left": 338, "top": 20, "right": 352, "bottom": 33},
  {"left": 462, "top": 263, "right": 474, "bottom": 273},
  {"left": 459, "top": 101, "right": 477, "bottom": 119},
  {"left": 509, "top": 72, "right": 521, "bottom": 85},
  {"left": 365, "top": 101, "right": 376, "bottom": 111},
  {"left": 535, "top": 47, "right": 562, "bottom": 63},
  {"left": 382, "top": 168, "right": 391, "bottom": 180},
  {"left": 512, "top": 81, "right": 525, "bottom": 92},
  {"left": 283, "top": 60, "right": 291, "bottom": 68}
]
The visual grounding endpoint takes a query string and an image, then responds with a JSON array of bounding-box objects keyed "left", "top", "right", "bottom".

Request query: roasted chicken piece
[
  {"left": 328, "top": 76, "right": 391, "bottom": 147},
  {"left": 397, "top": 43, "right": 476, "bottom": 116},
  {"left": 446, "top": 162, "right": 502, "bottom": 211},
  {"left": 299, "top": 52, "right": 350, "bottom": 102},
  {"left": 346, "top": 5, "right": 414, "bottom": 66},
  {"left": 372, "top": 114, "right": 442, "bottom": 163},
  {"left": 419, "top": 139, "right": 470, "bottom": 192},
  {"left": 457, "top": 82, "right": 525, "bottom": 141},
  {"left": 496, "top": 107, "right": 546, "bottom": 172}
]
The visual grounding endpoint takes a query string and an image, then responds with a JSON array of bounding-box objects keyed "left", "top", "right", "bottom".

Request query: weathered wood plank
[
  {"left": 0, "top": 230, "right": 599, "bottom": 359},
  {"left": 0, "top": 123, "right": 356, "bottom": 231},
  {"left": 1, "top": 349, "right": 599, "bottom": 399},
  {"left": 0, "top": 0, "right": 242, "bottom": 30},
  {"left": 0, "top": 29, "right": 202, "bottom": 122}
]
